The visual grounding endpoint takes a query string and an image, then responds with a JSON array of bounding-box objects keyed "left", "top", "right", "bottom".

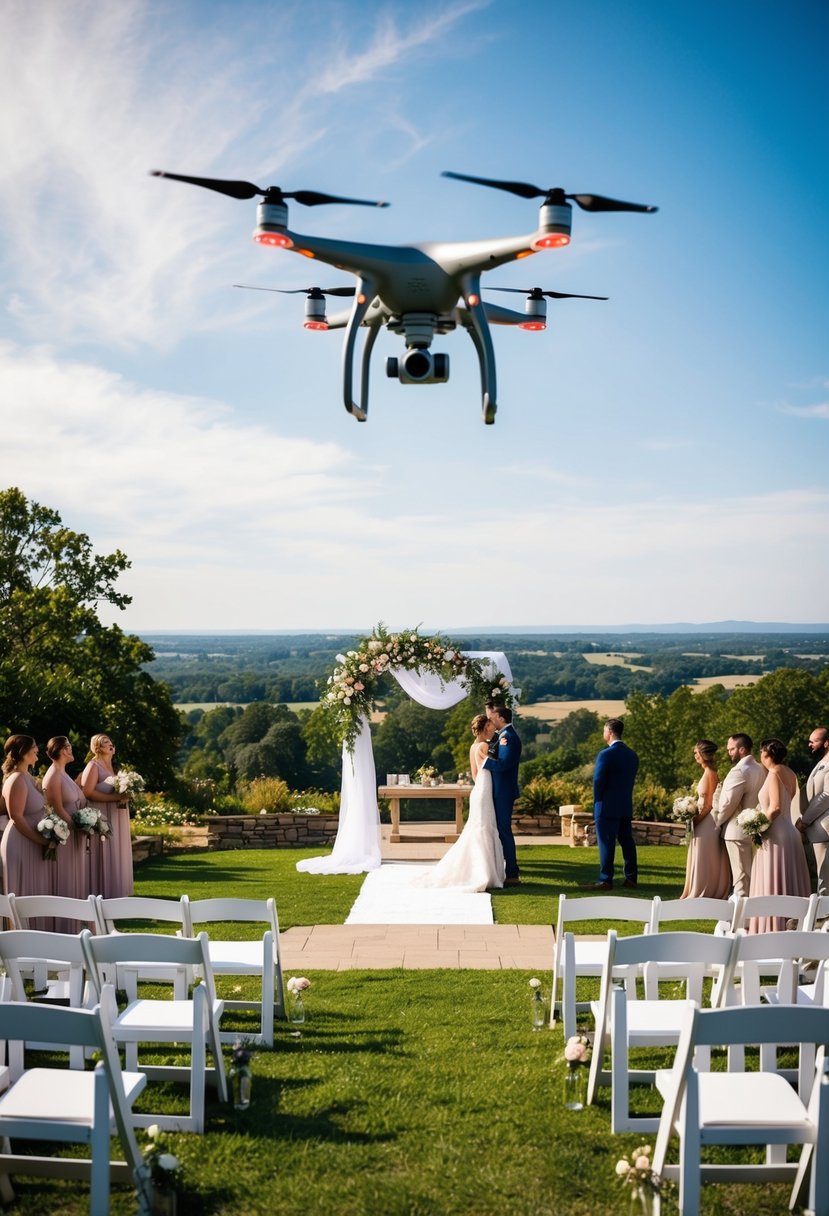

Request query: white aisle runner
[{"left": 345, "top": 863, "right": 494, "bottom": 925}]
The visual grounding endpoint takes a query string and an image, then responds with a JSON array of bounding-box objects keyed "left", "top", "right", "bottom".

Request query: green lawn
[{"left": 6, "top": 846, "right": 808, "bottom": 1215}]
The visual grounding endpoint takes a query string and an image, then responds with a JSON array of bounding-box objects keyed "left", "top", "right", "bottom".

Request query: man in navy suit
[
  {"left": 484, "top": 705, "right": 521, "bottom": 885},
  {"left": 590, "top": 718, "right": 639, "bottom": 890}
]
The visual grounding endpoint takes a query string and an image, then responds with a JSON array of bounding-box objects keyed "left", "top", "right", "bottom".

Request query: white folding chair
[
  {"left": 586, "top": 929, "right": 739, "bottom": 1133},
  {"left": 729, "top": 929, "right": 829, "bottom": 1097},
  {"left": 805, "top": 894, "right": 829, "bottom": 931},
  {"left": 0, "top": 930, "right": 96, "bottom": 1068},
  {"left": 733, "top": 893, "right": 817, "bottom": 933},
  {"left": 551, "top": 893, "right": 654, "bottom": 1037},
  {"left": 185, "top": 897, "right": 284, "bottom": 1045},
  {"left": 96, "top": 895, "right": 192, "bottom": 999},
  {"left": 8, "top": 895, "right": 104, "bottom": 999},
  {"left": 0, "top": 1001, "right": 151, "bottom": 1215},
  {"left": 649, "top": 895, "right": 741, "bottom": 936},
  {"left": 653, "top": 1002, "right": 829, "bottom": 1216},
  {"left": 82, "top": 929, "right": 227, "bottom": 1133}
]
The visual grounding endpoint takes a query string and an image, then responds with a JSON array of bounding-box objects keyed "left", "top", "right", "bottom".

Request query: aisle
[{"left": 345, "top": 863, "right": 494, "bottom": 925}]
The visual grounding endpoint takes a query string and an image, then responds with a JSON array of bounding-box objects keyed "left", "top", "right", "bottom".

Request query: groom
[{"left": 484, "top": 703, "right": 521, "bottom": 886}]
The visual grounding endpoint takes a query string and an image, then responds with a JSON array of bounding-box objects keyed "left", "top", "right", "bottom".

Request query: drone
[{"left": 152, "top": 169, "right": 657, "bottom": 424}]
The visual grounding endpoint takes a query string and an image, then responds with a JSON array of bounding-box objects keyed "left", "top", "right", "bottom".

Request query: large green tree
[{"left": 0, "top": 488, "right": 180, "bottom": 787}]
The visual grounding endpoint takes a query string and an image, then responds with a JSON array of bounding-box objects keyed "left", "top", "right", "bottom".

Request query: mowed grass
[{"left": 7, "top": 845, "right": 804, "bottom": 1215}]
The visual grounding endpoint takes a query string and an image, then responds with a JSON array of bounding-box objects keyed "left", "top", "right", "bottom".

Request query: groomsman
[
  {"left": 589, "top": 718, "right": 639, "bottom": 890},
  {"left": 796, "top": 727, "right": 829, "bottom": 895},
  {"left": 712, "top": 733, "right": 766, "bottom": 898}
]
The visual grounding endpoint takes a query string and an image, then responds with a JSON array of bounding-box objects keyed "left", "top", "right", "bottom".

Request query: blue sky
[{"left": 1, "top": 0, "right": 827, "bottom": 631}]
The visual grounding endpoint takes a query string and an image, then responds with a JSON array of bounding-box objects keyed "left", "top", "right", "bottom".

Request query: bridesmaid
[
  {"left": 746, "top": 738, "right": 811, "bottom": 932},
  {"left": 80, "top": 733, "right": 134, "bottom": 898},
  {"left": 1, "top": 734, "right": 58, "bottom": 923},
  {"left": 680, "top": 739, "right": 731, "bottom": 899},
  {"left": 43, "top": 736, "right": 91, "bottom": 905}
]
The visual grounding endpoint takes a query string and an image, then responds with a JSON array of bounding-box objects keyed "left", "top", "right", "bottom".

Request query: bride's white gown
[{"left": 416, "top": 767, "right": 505, "bottom": 892}]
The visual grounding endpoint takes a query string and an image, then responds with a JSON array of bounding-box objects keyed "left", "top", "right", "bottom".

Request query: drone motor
[{"left": 387, "top": 349, "right": 450, "bottom": 385}]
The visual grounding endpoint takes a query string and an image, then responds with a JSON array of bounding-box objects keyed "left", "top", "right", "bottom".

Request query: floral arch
[{"left": 297, "top": 625, "right": 519, "bottom": 876}]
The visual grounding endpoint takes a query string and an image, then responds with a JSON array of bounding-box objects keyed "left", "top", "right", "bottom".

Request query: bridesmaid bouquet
[
  {"left": 670, "top": 795, "right": 698, "bottom": 842},
  {"left": 107, "top": 770, "right": 146, "bottom": 796},
  {"left": 72, "top": 807, "right": 113, "bottom": 840},
  {"left": 736, "top": 807, "right": 771, "bottom": 847},
  {"left": 37, "top": 809, "right": 71, "bottom": 861}
]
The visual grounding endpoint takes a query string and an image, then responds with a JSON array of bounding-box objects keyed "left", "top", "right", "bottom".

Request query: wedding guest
[
  {"left": 746, "top": 738, "right": 811, "bottom": 933},
  {"left": 1, "top": 734, "right": 57, "bottom": 920},
  {"left": 43, "top": 736, "right": 91, "bottom": 906},
  {"left": 680, "top": 740, "right": 731, "bottom": 899},
  {"left": 711, "top": 733, "right": 765, "bottom": 898},
  {"left": 796, "top": 726, "right": 829, "bottom": 895},
  {"left": 80, "top": 733, "right": 133, "bottom": 898}
]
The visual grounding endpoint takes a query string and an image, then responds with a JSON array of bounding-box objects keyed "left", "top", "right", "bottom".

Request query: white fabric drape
[{"left": 296, "top": 651, "right": 517, "bottom": 875}]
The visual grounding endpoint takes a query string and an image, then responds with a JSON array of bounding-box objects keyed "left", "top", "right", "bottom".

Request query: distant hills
[{"left": 140, "top": 622, "right": 829, "bottom": 636}]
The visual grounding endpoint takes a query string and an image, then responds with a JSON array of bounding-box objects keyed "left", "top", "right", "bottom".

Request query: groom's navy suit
[
  {"left": 484, "top": 724, "right": 521, "bottom": 880},
  {"left": 593, "top": 739, "right": 639, "bottom": 885}
]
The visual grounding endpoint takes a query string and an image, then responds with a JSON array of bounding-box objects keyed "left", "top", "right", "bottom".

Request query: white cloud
[{"left": 778, "top": 403, "right": 829, "bottom": 420}]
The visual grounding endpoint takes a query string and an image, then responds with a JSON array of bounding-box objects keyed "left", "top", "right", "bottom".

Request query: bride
[{"left": 416, "top": 713, "right": 505, "bottom": 892}]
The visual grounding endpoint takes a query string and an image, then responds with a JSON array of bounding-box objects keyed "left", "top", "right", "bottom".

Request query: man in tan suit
[
  {"left": 711, "top": 732, "right": 766, "bottom": 898},
  {"left": 796, "top": 726, "right": 829, "bottom": 896}
]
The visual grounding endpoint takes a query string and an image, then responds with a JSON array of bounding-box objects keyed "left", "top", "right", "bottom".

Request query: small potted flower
[
  {"left": 528, "top": 977, "right": 547, "bottom": 1030},
  {"left": 143, "top": 1124, "right": 183, "bottom": 1216},
  {"left": 415, "top": 765, "right": 439, "bottom": 786},
  {"left": 560, "top": 1032, "right": 591, "bottom": 1111},
  {"left": 615, "top": 1143, "right": 671, "bottom": 1214},
  {"left": 286, "top": 975, "right": 311, "bottom": 1024},
  {"left": 228, "top": 1039, "right": 253, "bottom": 1110}
]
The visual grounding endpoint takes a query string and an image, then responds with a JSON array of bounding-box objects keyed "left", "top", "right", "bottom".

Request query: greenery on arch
[{"left": 320, "top": 624, "right": 513, "bottom": 752}]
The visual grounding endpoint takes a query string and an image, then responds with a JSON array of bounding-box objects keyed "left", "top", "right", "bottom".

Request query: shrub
[
  {"left": 239, "top": 775, "right": 292, "bottom": 814},
  {"left": 289, "top": 788, "right": 341, "bottom": 815},
  {"left": 517, "top": 774, "right": 591, "bottom": 814},
  {"left": 209, "top": 793, "right": 248, "bottom": 815},
  {"left": 634, "top": 779, "right": 674, "bottom": 821}
]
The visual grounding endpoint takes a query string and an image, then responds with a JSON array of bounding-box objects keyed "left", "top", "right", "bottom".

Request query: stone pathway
[
  {"left": 281, "top": 828, "right": 563, "bottom": 970},
  {"left": 280, "top": 922, "right": 554, "bottom": 971}
]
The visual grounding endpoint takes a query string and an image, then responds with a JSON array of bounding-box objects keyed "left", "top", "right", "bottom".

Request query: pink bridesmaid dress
[
  {"left": 1, "top": 771, "right": 58, "bottom": 927},
  {"left": 746, "top": 773, "right": 811, "bottom": 932},
  {"left": 53, "top": 770, "right": 93, "bottom": 903},
  {"left": 86, "top": 762, "right": 133, "bottom": 898}
]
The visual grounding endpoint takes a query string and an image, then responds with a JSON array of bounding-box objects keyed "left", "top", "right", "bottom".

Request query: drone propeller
[
  {"left": 442, "top": 171, "right": 657, "bottom": 213},
  {"left": 150, "top": 170, "right": 389, "bottom": 208},
  {"left": 488, "top": 287, "right": 608, "bottom": 301},
  {"left": 233, "top": 284, "right": 356, "bottom": 297}
]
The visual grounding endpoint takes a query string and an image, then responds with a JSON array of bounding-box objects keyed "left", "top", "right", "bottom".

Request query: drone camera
[{"left": 386, "top": 349, "right": 450, "bottom": 385}]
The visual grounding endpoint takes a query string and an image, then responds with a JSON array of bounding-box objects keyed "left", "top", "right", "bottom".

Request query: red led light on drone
[
  {"left": 518, "top": 320, "right": 546, "bottom": 331},
  {"left": 533, "top": 233, "right": 570, "bottom": 249},
  {"left": 253, "top": 231, "right": 294, "bottom": 248},
  {"left": 466, "top": 293, "right": 480, "bottom": 306},
  {"left": 304, "top": 320, "right": 328, "bottom": 331}
]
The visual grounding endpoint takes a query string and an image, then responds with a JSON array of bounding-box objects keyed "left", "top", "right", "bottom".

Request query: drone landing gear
[
  {"left": 342, "top": 278, "right": 378, "bottom": 422},
  {"left": 482, "top": 394, "right": 497, "bottom": 425}
]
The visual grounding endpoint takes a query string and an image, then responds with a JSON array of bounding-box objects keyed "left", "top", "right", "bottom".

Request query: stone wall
[{"left": 205, "top": 813, "right": 339, "bottom": 851}]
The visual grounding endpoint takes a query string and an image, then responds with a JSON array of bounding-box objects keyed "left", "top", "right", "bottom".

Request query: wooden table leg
[{"left": 389, "top": 796, "right": 402, "bottom": 843}]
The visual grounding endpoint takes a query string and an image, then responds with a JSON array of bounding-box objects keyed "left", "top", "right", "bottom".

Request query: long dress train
[{"left": 416, "top": 767, "right": 505, "bottom": 892}]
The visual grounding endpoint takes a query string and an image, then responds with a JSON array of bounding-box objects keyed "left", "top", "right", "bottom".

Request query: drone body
[{"left": 153, "top": 170, "right": 657, "bottom": 423}]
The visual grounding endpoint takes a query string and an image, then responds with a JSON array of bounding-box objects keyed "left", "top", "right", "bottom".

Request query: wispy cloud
[
  {"left": 312, "top": 2, "right": 491, "bottom": 96},
  {"left": 778, "top": 403, "right": 829, "bottom": 420}
]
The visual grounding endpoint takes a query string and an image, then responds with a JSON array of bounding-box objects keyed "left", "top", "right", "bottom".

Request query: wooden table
[{"left": 378, "top": 784, "right": 472, "bottom": 844}]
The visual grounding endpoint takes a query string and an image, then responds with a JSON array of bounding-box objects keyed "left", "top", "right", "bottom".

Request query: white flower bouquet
[
  {"left": 670, "top": 795, "right": 698, "bottom": 827},
  {"left": 736, "top": 806, "right": 772, "bottom": 847},
  {"left": 74, "top": 806, "right": 113, "bottom": 840},
  {"left": 37, "top": 809, "right": 71, "bottom": 861},
  {"left": 287, "top": 976, "right": 311, "bottom": 995},
  {"left": 107, "top": 769, "right": 145, "bottom": 796}
]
